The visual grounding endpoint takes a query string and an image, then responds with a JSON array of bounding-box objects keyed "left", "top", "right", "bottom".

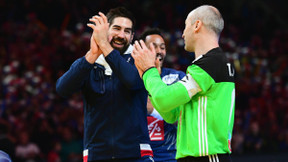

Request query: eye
[
  {"left": 124, "top": 30, "right": 131, "bottom": 34},
  {"left": 113, "top": 27, "right": 120, "bottom": 31}
]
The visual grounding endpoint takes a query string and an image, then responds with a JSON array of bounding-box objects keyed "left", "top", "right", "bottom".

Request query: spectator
[
  {"left": 0, "top": 120, "right": 15, "bottom": 161},
  {"left": 47, "top": 140, "right": 61, "bottom": 162},
  {"left": 59, "top": 126, "right": 82, "bottom": 162},
  {"left": 15, "top": 131, "right": 41, "bottom": 162}
]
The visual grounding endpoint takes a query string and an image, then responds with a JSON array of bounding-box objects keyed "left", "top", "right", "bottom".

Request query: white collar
[
  {"left": 192, "top": 55, "right": 203, "bottom": 64},
  {"left": 95, "top": 44, "right": 133, "bottom": 75},
  {"left": 124, "top": 44, "right": 133, "bottom": 54}
]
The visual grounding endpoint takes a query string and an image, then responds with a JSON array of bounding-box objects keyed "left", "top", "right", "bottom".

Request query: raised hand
[
  {"left": 85, "top": 31, "right": 103, "bottom": 64},
  {"left": 131, "top": 40, "right": 157, "bottom": 78},
  {"left": 87, "top": 12, "right": 113, "bottom": 56},
  {"left": 90, "top": 31, "right": 101, "bottom": 54}
]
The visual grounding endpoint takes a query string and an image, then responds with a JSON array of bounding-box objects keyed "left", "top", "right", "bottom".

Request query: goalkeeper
[{"left": 132, "top": 5, "right": 235, "bottom": 162}]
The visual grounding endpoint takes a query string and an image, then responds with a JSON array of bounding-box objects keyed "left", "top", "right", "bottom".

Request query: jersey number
[{"left": 227, "top": 63, "right": 235, "bottom": 77}]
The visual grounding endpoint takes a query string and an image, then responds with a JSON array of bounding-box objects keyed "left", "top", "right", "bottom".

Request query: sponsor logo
[
  {"left": 147, "top": 116, "right": 164, "bottom": 141},
  {"left": 162, "top": 74, "right": 179, "bottom": 85}
]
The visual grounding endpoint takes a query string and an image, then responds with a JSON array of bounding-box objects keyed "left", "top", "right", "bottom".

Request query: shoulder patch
[{"left": 194, "top": 53, "right": 235, "bottom": 83}]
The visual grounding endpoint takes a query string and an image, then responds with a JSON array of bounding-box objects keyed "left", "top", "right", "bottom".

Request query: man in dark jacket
[{"left": 56, "top": 7, "right": 153, "bottom": 162}]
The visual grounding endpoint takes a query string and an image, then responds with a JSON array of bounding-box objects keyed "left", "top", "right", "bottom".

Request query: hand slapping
[
  {"left": 85, "top": 12, "right": 112, "bottom": 63},
  {"left": 87, "top": 12, "right": 110, "bottom": 48},
  {"left": 131, "top": 40, "right": 157, "bottom": 78}
]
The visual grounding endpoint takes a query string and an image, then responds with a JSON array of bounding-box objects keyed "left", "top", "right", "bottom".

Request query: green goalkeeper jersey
[{"left": 143, "top": 48, "right": 235, "bottom": 159}]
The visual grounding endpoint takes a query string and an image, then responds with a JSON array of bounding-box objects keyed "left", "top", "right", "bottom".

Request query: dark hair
[
  {"left": 138, "top": 28, "right": 164, "bottom": 41},
  {"left": 106, "top": 7, "right": 136, "bottom": 32}
]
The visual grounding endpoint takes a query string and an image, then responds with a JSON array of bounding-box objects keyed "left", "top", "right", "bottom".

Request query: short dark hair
[
  {"left": 138, "top": 28, "right": 164, "bottom": 41},
  {"left": 106, "top": 7, "right": 136, "bottom": 32}
]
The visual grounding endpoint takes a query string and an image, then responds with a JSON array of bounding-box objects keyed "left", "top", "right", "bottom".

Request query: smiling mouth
[
  {"left": 156, "top": 54, "right": 163, "bottom": 61},
  {"left": 113, "top": 40, "right": 124, "bottom": 46}
]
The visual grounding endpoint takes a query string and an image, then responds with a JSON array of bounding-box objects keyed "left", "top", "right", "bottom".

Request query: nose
[
  {"left": 156, "top": 46, "right": 165, "bottom": 56},
  {"left": 155, "top": 46, "right": 161, "bottom": 53},
  {"left": 117, "top": 30, "right": 125, "bottom": 38}
]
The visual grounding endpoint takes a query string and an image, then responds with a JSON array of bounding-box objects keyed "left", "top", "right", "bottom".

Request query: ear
[{"left": 194, "top": 20, "right": 202, "bottom": 33}]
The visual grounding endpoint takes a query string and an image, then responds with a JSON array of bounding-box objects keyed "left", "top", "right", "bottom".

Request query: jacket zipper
[
  {"left": 110, "top": 75, "right": 115, "bottom": 159},
  {"left": 100, "top": 70, "right": 105, "bottom": 93}
]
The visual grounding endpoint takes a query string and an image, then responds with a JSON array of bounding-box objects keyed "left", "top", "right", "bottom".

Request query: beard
[{"left": 110, "top": 36, "right": 129, "bottom": 54}]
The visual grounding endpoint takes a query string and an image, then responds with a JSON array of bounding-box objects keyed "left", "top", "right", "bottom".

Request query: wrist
[
  {"left": 85, "top": 50, "right": 98, "bottom": 64},
  {"left": 98, "top": 41, "right": 113, "bottom": 57},
  {"left": 142, "top": 66, "right": 156, "bottom": 78},
  {"left": 143, "top": 67, "right": 159, "bottom": 82}
]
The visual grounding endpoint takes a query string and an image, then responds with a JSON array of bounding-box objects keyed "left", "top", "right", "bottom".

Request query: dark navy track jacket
[{"left": 56, "top": 49, "right": 151, "bottom": 161}]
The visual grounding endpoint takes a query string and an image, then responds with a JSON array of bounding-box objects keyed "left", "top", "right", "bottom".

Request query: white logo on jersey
[
  {"left": 147, "top": 117, "right": 164, "bottom": 141},
  {"left": 162, "top": 74, "right": 180, "bottom": 85}
]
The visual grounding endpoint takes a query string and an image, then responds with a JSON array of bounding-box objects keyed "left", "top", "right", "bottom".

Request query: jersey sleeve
[
  {"left": 187, "top": 65, "right": 215, "bottom": 93},
  {"left": 143, "top": 68, "right": 191, "bottom": 112},
  {"left": 149, "top": 96, "right": 180, "bottom": 124},
  {"left": 143, "top": 66, "right": 206, "bottom": 124}
]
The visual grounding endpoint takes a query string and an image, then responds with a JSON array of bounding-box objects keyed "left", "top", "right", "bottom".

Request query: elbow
[
  {"left": 153, "top": 95, "right": 173, "bottom": 113},
  {"left": 56, "top": 85, "right": 64, "bottom": 97},
  {"left": 56, "top": 81, "right": 69, "bottom": 97},
  {"left": 55, "top": 84, "right": 62, "bottom": 95}
]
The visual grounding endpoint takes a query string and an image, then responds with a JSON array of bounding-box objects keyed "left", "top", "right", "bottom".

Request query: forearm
[
  {"left": 98, "top": 41, "right": 113, "bottom": 57},
  {"left": 143, "top": 68, "right": 191, "bottom": 112},
  {"left": 56, "top": 57, "right": 93, "bottom": 97},
  {"left": 85, "top": 50, "right": 100, "bottom": 64},
  {"left": 150, "top": 97, "right": 179, "bottom": 123},
  {"left": 106, "top": 50, "right": 144, "bottom": 89},
  {"left": 158, "top": 109, "right": 179, "bottom": 124}
]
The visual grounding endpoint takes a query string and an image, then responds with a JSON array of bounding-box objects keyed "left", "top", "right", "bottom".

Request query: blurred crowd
[{"left": 0, "top": 0, "right": 288, "bottom": 161}]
